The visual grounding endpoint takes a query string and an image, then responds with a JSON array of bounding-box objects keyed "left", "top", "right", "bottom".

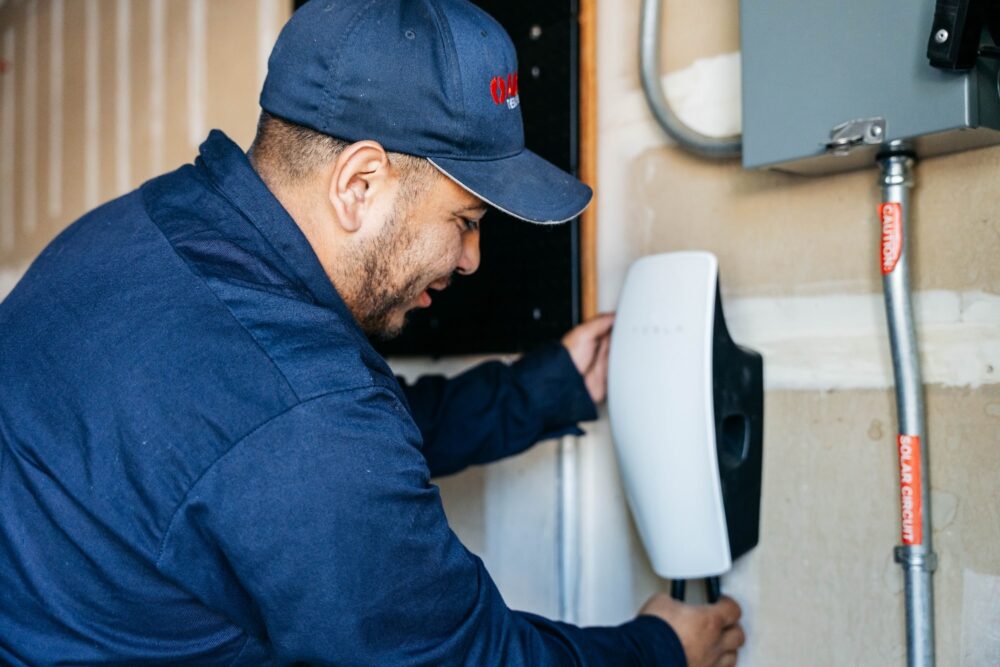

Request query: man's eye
[{"left": 461, "top": 218, "right": 480, "bottom": 232}]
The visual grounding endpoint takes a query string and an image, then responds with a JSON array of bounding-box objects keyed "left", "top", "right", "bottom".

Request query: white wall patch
[
  {"left": 724, "top": 290, "right": 1000, "bottom": 389},
  {"left": 961, "top": 569, "right": 1000, "bottom": 666}
]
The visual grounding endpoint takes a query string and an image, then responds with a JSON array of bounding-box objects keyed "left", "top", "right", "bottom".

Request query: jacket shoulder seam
[{"left": 138, "top": 184, "right": 303, "bottom": 402}]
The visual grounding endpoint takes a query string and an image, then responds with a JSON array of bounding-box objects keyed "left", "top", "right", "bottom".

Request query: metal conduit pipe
[
  {"left": 639, "top": 0, "right": 742, "bottom": 158},
  {"left": 877, "top": 143, "right": 937, "bottom": 667}
]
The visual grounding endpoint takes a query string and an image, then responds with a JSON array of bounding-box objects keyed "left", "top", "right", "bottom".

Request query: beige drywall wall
[
  {"left": 0, "top": 0, "right": 288, "bottom": 269},
  {"left": 585, "top": 0, "right": 1000, "bottom": 665}
]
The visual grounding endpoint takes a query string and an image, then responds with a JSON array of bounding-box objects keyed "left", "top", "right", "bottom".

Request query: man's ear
[{"left": 328, "top": 140, "right": 392, "bottom": 233}]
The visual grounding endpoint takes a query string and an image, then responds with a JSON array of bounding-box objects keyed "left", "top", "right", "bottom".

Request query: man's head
[
  {"left": 254, "top": 0, "right": 593, "bottom": 337},
  {"left": 250, "top": 111, "right": 486, "bottom": 339}
]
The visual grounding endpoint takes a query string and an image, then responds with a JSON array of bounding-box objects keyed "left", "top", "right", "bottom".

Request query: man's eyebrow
[{"left": 453, "top": 203, "right": 488, "bottom": 215}]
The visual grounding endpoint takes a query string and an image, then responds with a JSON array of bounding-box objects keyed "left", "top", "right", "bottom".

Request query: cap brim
[{"left": 427, "top": 150, "right": 592, "bottom": 225}]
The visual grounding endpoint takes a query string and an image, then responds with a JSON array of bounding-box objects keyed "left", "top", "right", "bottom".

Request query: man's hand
[
  {"left": 639, "top": 593, "right": 745, "bottom": 667},
  {"left": 561, "top": 313, "right": 614, "bottom": 404}
]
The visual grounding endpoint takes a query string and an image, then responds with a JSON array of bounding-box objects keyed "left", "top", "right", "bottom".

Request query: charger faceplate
[{"left": 608, "top": 251, "right": 731, "bottom": 579}]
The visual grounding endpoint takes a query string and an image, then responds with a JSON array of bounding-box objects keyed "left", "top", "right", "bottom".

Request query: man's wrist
[
  {"left": 622, "top": 614, "right": 689, "bottom": 666},
  {"left": 512, "top": 342, "right": 598, "bottom": 434}
]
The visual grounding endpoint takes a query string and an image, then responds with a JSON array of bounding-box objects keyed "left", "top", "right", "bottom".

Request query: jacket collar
[
  {"left": 193, "top": 130, "right": 403, "bottom": 388},
  {"left": 194, "top": 130, "right": 348, "bottom": 311}
]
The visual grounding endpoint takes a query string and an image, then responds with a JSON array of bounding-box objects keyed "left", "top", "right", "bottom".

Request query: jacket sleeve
[
  {"left": 399, "top": 342, "right": 599, "bottom": 477},
  {"left": 155, "top": 387, "right": 685, "bottom": 666}
]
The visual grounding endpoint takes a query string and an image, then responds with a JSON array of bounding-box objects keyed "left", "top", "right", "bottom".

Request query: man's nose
[{"left": 456, "top": 231, "right": 480, "bottom": 275}]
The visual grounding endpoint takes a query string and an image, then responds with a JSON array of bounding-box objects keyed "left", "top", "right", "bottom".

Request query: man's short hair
[{"left": 249, "top": 110, "right": 434, "bottom": 190}]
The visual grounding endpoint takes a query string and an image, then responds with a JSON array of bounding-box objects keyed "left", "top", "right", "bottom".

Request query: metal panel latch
[{"left": 824, "top": 118, "right": 886, "bottom": 156}]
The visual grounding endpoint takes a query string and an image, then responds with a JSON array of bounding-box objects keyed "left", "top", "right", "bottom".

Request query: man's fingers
[
  {"left": 582, "top": 333, "right": 612, "bottom": 402},
  {"left": 719, "top": 624, "right": 745, "bottom": 652},
  {"left": 716, "top": 652, "right": 738, "bottom": 667},
  {"left": 592, "top": 334, "right": 611, "bottom": 377},
  {"left": 580, "top": 312, "right": 615, "bottom": 339},
  {"left": 562, "top": 313, "right": 616, "bottom": 381},
  {"left": 713, "top": 596, "right": 742, "bottom": 627}
]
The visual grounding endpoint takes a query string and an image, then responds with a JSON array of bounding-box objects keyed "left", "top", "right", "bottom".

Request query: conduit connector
[{"left": 894, "top": 546, "right": 939, "bottom": 573}]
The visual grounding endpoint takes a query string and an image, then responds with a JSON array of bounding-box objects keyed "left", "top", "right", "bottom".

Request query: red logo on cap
[{"left": 490, "top": 71, "right": 519, "bottom": 109}]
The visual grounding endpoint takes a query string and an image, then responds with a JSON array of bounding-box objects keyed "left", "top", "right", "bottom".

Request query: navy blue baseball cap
[{"left": 260, "top": 0, "right": 592, "bottom": 224}]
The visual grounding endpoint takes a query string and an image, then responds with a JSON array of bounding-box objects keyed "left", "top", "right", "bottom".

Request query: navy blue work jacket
[{"left": 0, "top": 131, "right": 685, "bottom": 665}]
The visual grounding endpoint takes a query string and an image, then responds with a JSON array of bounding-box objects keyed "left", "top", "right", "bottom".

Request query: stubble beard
[{"left": 347, "top": 209, "right": 437, "bottom": 341}]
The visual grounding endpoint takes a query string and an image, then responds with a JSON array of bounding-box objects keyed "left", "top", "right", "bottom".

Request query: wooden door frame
[{"left": 579, "top": 0, "right": 598, "bottom": 319}]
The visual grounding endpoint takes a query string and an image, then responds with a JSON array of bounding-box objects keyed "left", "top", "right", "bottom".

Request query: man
[{"left": 0, "top": 0, "right": 744, "bottom": 664}]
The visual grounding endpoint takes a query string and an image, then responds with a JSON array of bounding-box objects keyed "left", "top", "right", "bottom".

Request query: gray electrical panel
[{"left": 740, "top": 0, "right": 1000, "bottom": 174}]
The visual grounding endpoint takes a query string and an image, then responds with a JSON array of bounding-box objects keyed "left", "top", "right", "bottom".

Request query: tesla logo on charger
[
  {"left": 490, "top": 71, "right": 519, "bottom": 109},
  {"left": 879, "top": 202, "right": 903, "bottom": 275}
]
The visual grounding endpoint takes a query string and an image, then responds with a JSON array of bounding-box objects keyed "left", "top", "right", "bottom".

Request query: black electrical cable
[
  {"left": 670, "top": 579, "right": 686, "bottom": 600},
  {"left": 705, "top": 576, "right": 721, "bottom": 604},
  {"left": 670, "top": 577, "right": 721, "bottom": 603}
]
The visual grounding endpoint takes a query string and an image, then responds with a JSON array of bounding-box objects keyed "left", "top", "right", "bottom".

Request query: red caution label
[
  {"left": 879, "top": 203, "right": 903, "bottom": 275},
  {"left": 898, "top": 434, "right": 923, "bottom": 546}
]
